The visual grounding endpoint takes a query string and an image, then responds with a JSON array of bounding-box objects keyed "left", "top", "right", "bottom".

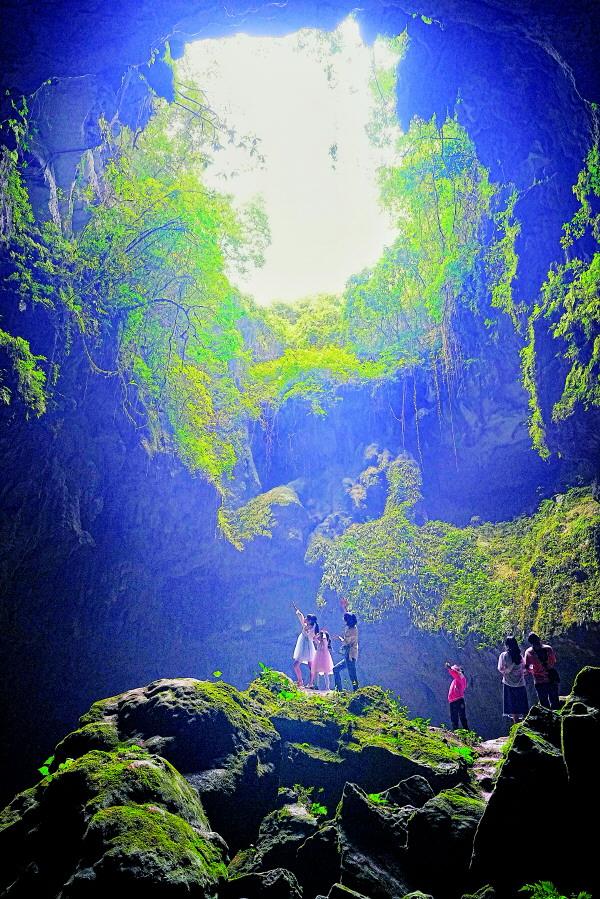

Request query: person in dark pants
[
  {"left": 333, "top": 613, "right": 359, "bottom": 691},
  {"left": 524, "top": 632, "right": 560, "bottom": 709},
  {"left": 445, "top": 661, "right": 468, "bottom": 730}
]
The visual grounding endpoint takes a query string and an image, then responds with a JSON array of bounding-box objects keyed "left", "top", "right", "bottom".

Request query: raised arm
[{"left": 294, "top": 608, "right": 305, "bottom": 628}]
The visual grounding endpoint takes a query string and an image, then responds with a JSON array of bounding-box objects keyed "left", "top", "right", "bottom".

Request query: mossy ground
[{"left": 248, "top": 677, "right": 473, "bottom": 770}]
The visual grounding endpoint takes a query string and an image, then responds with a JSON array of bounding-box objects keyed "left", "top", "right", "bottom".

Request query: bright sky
[{"left": 182, "top": 18, "right": 401, "bottom": 304}]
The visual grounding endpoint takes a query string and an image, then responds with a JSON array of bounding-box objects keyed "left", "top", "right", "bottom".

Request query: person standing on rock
[
  {"left": 333, "top": 612, "right": 359, "bottom": 691},
  {"left": 313, "top": 629, "right": 334, "bottom": 690},
  {"left": 292, "top": 603, "right": 318, "bottom": 688},
  {"left": 524, "top": 632, "right": 560, "bottom": 709},
  {"left": 498, "top": 635, "right": 529, "bottom": 723},
  {"left": 445, "top": 662, "right": 469, "bottom": 730}
]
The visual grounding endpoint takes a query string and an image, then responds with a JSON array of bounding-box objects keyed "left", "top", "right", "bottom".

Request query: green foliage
[
  {"left": 37, "top": 755, "right": 54, "bottom": 778},
  {"left": 309, "top": 801, "right": 328, "bottom": 816},
  {"left": 0, "top": 329, "right": 47, "bottom": 414},
  {"left": 218, "top": 486, "right": 301, "bottom": 549},
  {"left": 250, "top": 346, "right": 385, "bottom": 414},
  {"left": 522, "top": 143, "right": 600, "bottom": 451},
  {"left": 257, "top": 662, "right": 301, "bottom": 701},
  {"left": 345, "top": 115, "right": 495, "bottom": 373},
  {"left": 367, "top": 792, "right": 389, "bottom": 805},
  {"left": 309, "top": 451, "right": 600, "bottom": 641},
  {"left": 2, "top": 55, "right": 525, "bottom": 528},
  {"left": 519, "top": 882, "right": 591, "bottom": 899},
  {"left": 453, "top": 728, "right": 482, "bottom": 747},
  {"left": 37, "top": 755, "right": 74, "bottom": 781},
  {"left": 485, "top": 189, "right": 522, "bottom": 328},
  {"left": 410, "top": 717, "right": 431, "bottom": 733},
  {"left": 451, "top": 745, "right": 474, "bottom": 765}
]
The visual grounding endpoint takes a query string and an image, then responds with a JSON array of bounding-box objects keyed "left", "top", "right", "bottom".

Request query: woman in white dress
[{"left": 292, "top": 602, "right": 317, "bottom": 688}]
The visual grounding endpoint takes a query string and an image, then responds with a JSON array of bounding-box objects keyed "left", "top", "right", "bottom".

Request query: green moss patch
[{"left": 80, "top": 802, "right": 226, "bottom": 886}]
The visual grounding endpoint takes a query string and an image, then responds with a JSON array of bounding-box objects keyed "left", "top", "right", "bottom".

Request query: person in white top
[
  {"left": 497, "top": 635, "right": 530, "bottom": 723},
  {"left": 291, "top": 603, "right": 317, "bottom": 688}
]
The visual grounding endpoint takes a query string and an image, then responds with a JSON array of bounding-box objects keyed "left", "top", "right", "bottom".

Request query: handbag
[{"left": 536, "top": 647, "right": 560, "bottom": 684}]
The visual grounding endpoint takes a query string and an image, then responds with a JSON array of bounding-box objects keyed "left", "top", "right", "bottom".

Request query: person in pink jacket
[{"left": 445, "top": 662, "right": 469, "bottom": 730}]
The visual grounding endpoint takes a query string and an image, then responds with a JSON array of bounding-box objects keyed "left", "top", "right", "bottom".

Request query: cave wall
[{"left": 1, "top": 0, "right": 599, "bottom": 806}]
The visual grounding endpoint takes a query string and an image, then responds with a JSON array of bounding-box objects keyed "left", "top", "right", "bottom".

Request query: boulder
[
  {"left": 296, "top": 822, "right": 342, "bottom": 899},
  {"left": 328, "top": 883, "right": 373, "bottom": 898},
  {"left": 336, "top": 784, "right": 413, "bottom": 898},
  {"left": 403, "top": 786, "right": 484, "bottom": 896},
  {"left": 222, "top": 867, "right": 302, "bottom": 899},
  {"left": 471, "top": 705, "right": 569, "bottom": 893},
  {"left": 381, "top": 776, "right": 435, "bottom": 809},
  {"left": 335, "top": 781, "right": 483, "bottom": 899},
  {"left": 560, "top": 666, "right": 600, "bottom": 896},
  {"left": 0, "top": 747, "right": 226, "bottom": 898},
  {"left": 337, "top": 782, "right": 413, "bottom": 851},
  {"left": 228, "top": 803, "right": 319, "bottom": 876},
  {"left": 273, "top": 686, "right": 467, "bottom": 812},
  {"left": 71, "top": 678, "right": 281, "bottom": 850}
]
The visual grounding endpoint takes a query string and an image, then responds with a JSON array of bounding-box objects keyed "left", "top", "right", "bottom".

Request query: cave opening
[
  {"left": 0, "top": 7, "right": 599, "bottom": 883},
  {"left": 180, "top": 16, "right": 402, "bottom": 304}
]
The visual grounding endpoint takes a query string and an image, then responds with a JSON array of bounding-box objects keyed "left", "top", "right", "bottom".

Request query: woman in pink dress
[{"left": 313, "top": 630, "right": 334, "bottom": 690}]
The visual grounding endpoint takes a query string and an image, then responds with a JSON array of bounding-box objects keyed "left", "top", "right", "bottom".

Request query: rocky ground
[{"left": 1, "top": 668, "right": 598, "bottom": 899}]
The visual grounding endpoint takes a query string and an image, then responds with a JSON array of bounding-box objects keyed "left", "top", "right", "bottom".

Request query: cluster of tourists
[
  {"left": 292, "top": 599, "right": 359, "bottom": 691},
  {"left": 291, "top": 600, "right": 561, "bottom": 725},
  {"left": 444, "top": 632, "right": 560, "bottom": 729}
]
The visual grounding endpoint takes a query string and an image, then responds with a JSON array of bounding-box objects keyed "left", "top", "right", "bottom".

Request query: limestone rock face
[
  {"left": 2, "top": 672, "right": 600, "bottom": 897},
  {"left": 222, "top": 867, "right": 303, "bottom": 899},
  {"left": 228, "top": 802, "right": 319, "bottom": 877},
  {"left": 471, "top": 676, "right": 600, "bottom": 897},
  {"left": 335, "top": 781, "right": 484, "bottom": 899},
  {"left": 71, "top": 678, "right": 281, "bottom": 851},
  {"left": 0, "top": 747, "right": 227, "bottom": 898}
]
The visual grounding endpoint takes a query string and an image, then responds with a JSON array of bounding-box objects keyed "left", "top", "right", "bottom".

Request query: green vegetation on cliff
[
  {"left": 309, "top": 454, "right": 600, "bottom": 642},
  {"left": 522, "top": 142, "right": 600, "bottom": 455},
  {"left": 0, "top": 46, "right": 516, "bottom": 504}
]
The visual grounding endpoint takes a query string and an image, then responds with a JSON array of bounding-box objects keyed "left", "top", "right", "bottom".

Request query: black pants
[
  {"left": 333, "top": 655, "right": 358, "bottom": 691},
  {"left": 450, "top": 697, "right": 468, "bottom": 730},
  {"left": 535, "top": 681, "right": 560, "bottom": 710}
]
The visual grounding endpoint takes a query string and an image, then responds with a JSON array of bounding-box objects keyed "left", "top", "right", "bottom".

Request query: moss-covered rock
[
  {"left": 471, "top": 705, "right": 569, "bottom": 894},
  {"left": 55, "top": 721, "right": 120, "bottom": 760},
  {"left": 0, "top": 746, "right": 225, "bottom": 898},
  {"left": 333, "top": 778, "right": 484, "bottom": 899},
  {"left": 381, "top": 775, "right": 434, "bottom": 809},
  {"left": 72, "top": 678, "right": 281, "bottom": 850},
  {"left": 63, "top": 802, "right": 226, "bottom": 896},
  {"left": 256, "top": 684, "right": 466, "bottom": 811},
  {"left": 403, "top": 785, "right": 484, "bottom": 895},
  {"left": 296, "top": 823, "right": 342, "bottom": 899},
  {"left": 228, "top": 803, "right": 318, "bottom": 877},
  {"left": 116, "top": 678, "right": 277, "bottom": 772}
]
